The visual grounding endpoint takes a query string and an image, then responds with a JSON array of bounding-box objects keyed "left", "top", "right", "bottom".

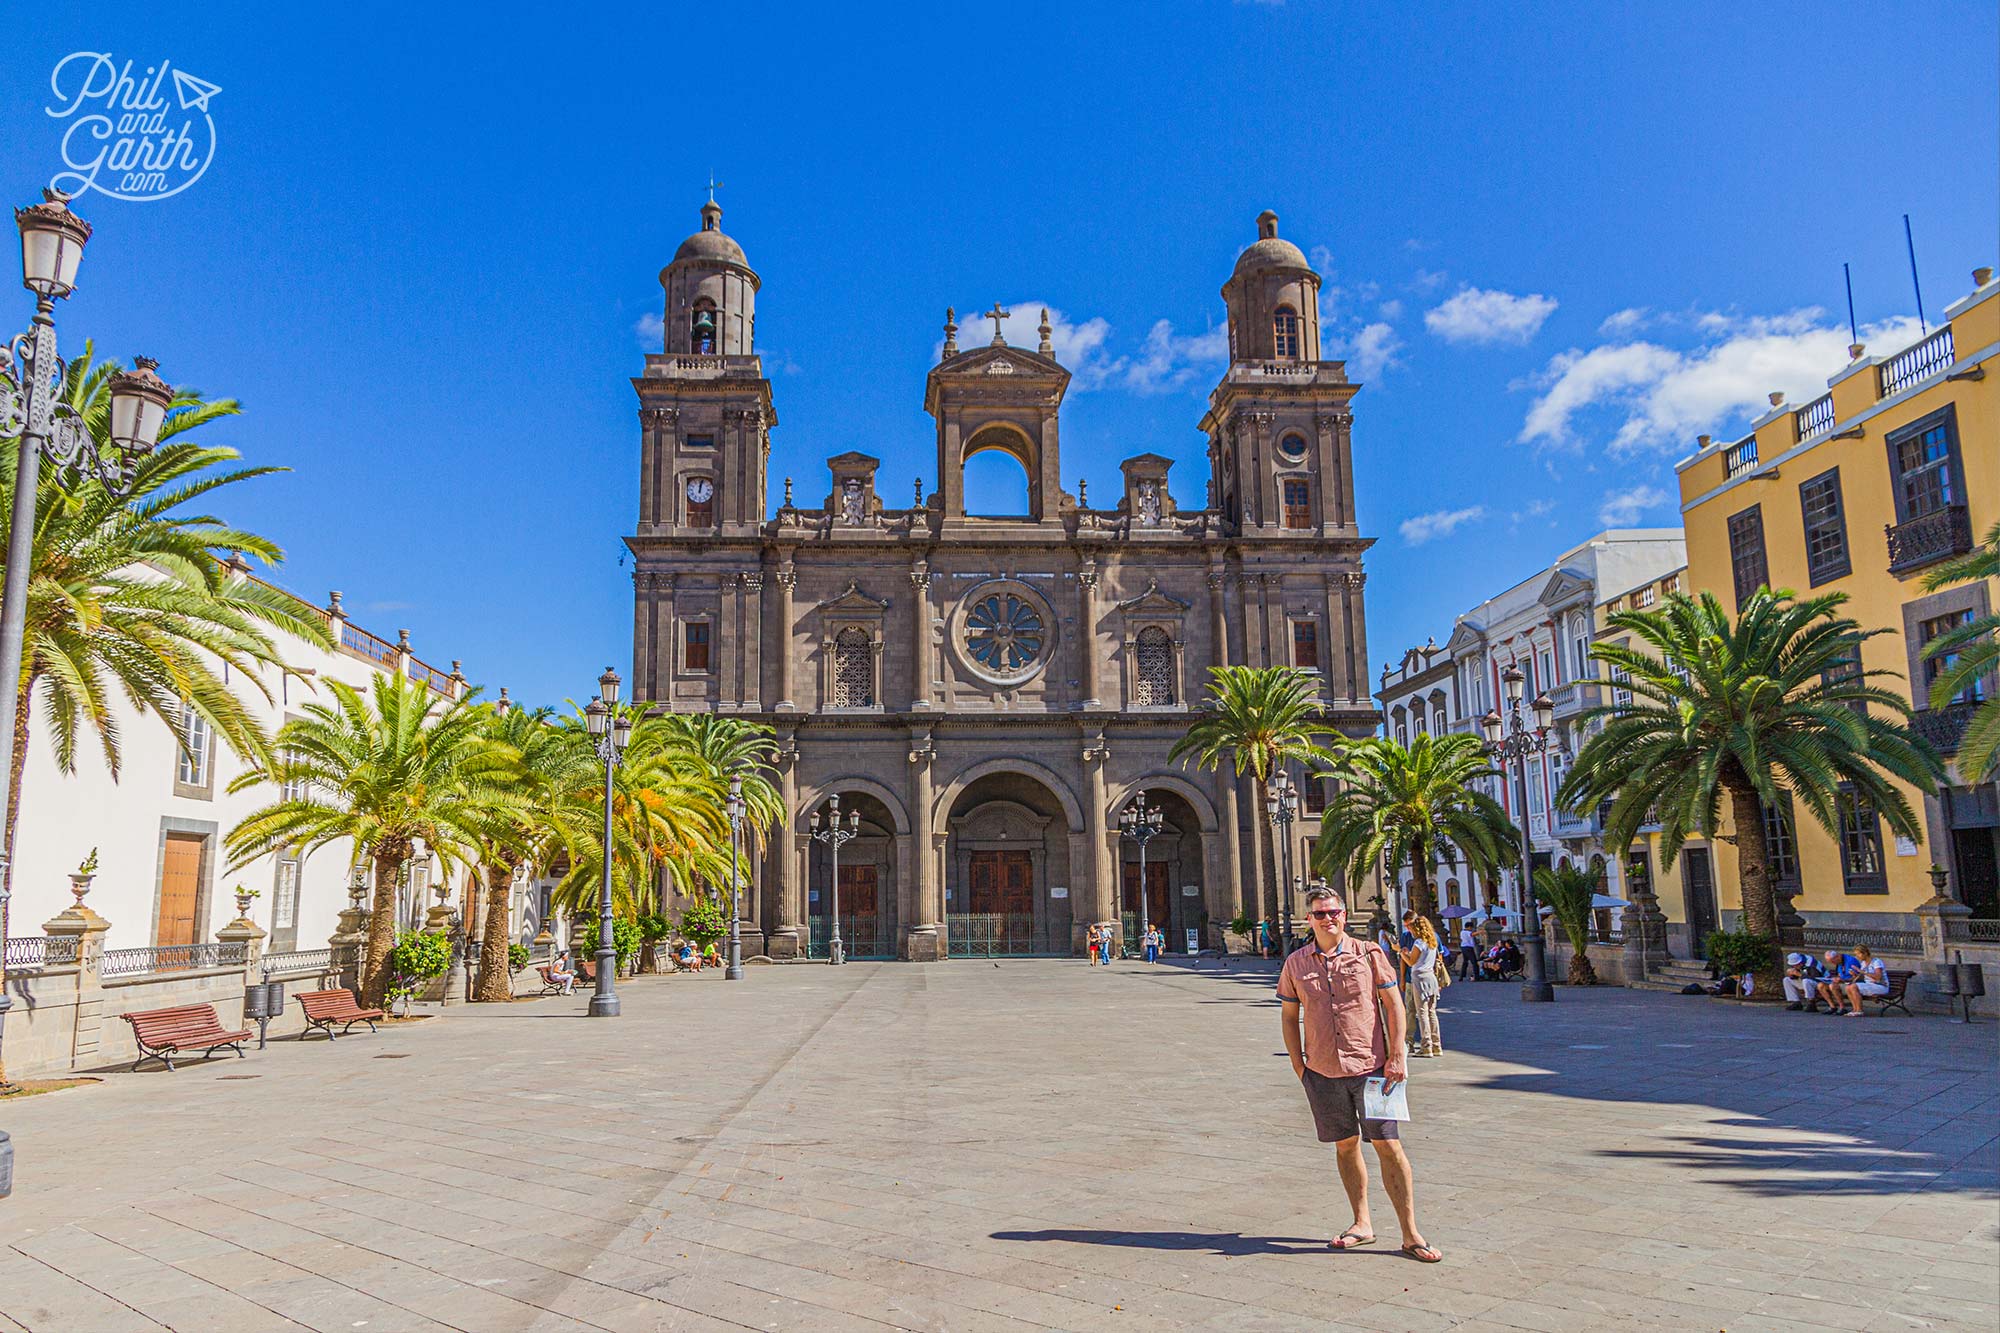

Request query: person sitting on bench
[
  {"left": 1827, "top": 945, "right": 1891, "bottom": 1017},
  {"left": 1480, "top": 939, "right": 1522, "bottom": 979},
  {"left": 1818, "top": 949, "right": 1861, "bottom": 1014},
  {"left": 546, "top": 950, "right": 576, "bottom": 995},
  {"left": 676, "top": 939, "right": 700, "bottom": 971},
  {"left": 1783, "top": 952, "right": 1829, "bottom": 1011}
]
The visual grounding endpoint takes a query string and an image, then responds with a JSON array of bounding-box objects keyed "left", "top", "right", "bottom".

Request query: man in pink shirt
[{"left": 1278, "top": 884, "right": 1440, "bottom": 1263}]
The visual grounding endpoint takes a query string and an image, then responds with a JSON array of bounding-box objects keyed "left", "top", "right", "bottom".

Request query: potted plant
[
  {"left": 386, "top": 929, "right": 453, "bottom": 1016},
  {"left": 1703, "top": 928, "right": 1775, "bottom": 999},
  {"left": 1224, "top": 912, "right": 1256, "bottom": 956},
  {"left": 637, "top": 913, "right": 673, "bottom": 974},
  {"left": 507, "top": 943, "right": 530, "bottom": 974}
]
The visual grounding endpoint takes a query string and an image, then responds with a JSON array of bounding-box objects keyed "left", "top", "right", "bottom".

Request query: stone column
[
  {"left": 42, "top": 886, "right": 111, "bottom": 1074},
  {"left": 1083, "top": 732, "right": 1113, "bottom": 941},
  {"left": 1078, "top": 562, "right": 1101, "bottom": 708},
  {"left": 1914, "top": 886, "right": 1970, "bottom": 998},
  {"left": 741, "top": 571, "right": 764, "bottom": 711},
  {"left": 654, "top": 574, "right": 677, "bottom": 701},
  {"left": 1205, "top": 569, "right": 1246, "bottom": 924},
  {"left": 773, "top": 562, "right": 797, "bottom": 710},
  {"left": 910, "top": 564, "right": 932, "bottom": 709},
  {"left": 767, "top": 730, "right": 803, "bottom": 958},
  {"left": 905, "top": 731, "right": 941, "bottom": 960},
  {"left": 329, "top": 874, "right": 371, "bottom": 987}
]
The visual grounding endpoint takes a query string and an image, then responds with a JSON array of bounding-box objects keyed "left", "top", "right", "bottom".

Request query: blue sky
[{"left": 5, "top": 3, "right": 1995, "bottom": 709}]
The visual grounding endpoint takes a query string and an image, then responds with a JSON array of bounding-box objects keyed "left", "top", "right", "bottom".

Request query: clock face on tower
[{"left": 685, "top": 478, "right": 714, "bottom": 504}]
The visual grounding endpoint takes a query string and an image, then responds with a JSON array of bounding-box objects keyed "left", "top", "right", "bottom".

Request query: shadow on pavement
[{"left": 991, "top": 1228, "right": 1326, "bottom": 1256}]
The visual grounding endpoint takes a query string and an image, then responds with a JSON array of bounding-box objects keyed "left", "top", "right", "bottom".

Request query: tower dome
[
  {"left": 1231, "top": 210, "right": 1310, "bottom": 276},
  {"left": 658, "top": 198, "right": 759, "bottom": 357},
  {"left": 1220, "top": 209, "right": 1322, "bottom": 364}
]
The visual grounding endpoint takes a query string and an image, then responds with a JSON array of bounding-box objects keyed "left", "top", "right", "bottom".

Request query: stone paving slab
[{"left": 2, "top": 960, "right": 1995, "bottom": 1331}]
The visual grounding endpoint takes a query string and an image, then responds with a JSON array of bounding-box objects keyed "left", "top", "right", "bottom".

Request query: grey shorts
[{"left": 1301, "top": 1067, "right": 1399, "bottom": 1143}]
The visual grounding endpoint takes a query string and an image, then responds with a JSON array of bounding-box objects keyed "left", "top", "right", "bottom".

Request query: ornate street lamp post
[
  {"left": 583, "top": 668, "right": 631, "bottom": 1017},
  {"left": 1266, "top": 770, "right": 1301, "bottom": 956},
  {"left": 810, "top": 794, "right": 860, "bottom": 965},
  {"left": 725, "top": 775, "right": 746, "bottom": 980},
  {"left": 0, "top": 191, "right": 173, "bottom": 1092},
  {"left": 1118, "top": 791, "right": 1165, "bottom": 954},
  {"left": 1480, "top": 664, "right": 1558, "bottom": 1003}
]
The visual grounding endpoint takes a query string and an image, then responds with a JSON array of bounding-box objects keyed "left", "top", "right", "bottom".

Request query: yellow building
[{"left": 1656, "top": 265, "right": 1998, "bottom": 953}]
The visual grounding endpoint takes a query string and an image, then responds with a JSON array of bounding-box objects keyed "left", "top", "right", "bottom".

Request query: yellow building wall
[{"left": 1675, "top": 277, "right": 1998, "bottom": 921}]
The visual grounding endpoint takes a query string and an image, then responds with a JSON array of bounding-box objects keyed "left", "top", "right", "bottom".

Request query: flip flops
[
  {"left": 1329, "top": 1231, "right": 1376, "bottom": 1251},
  {"left": 1402, "top": 1241, "right": 1443, "bottom": 1263}
]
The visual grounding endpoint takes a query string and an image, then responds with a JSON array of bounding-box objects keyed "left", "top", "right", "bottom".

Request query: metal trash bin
[
  {"left": 242, "top": 983, "right": 273, "bottom": 1021},
  {"left": 0, "top": 1129, "right": 13, "bottom": 1199}
]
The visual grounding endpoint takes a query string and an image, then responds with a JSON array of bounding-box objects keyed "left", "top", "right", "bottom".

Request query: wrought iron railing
[
  {"left": 5, "top": 936, "right": 80, "bottom": 969},
  {"left": 1800, "top": 925, "right": 1923, "bottom": 955},
  {"left": 1885, "top": 503, "right": 1973, "bottom": 573},
  {"left": 1794, "top": 392, "right": 1836, "bottom": 440},
  {"left": 1723, "top": 436, "right": 1759, "bottom": 477},
  {"left": 1911, "top": 701, "right": 1981, "bottom": 755},
  {"left": 1877, "top": 326, "right": 1955, "bottom": 398},
  {"left": 97, "top": 941, "right": 248, "bottom": 978},
  {"left": 804, "top": 915, "right": 895, "bottom": 960},
  {"left": 1944, "top": 917, "right": 2000, "bottom": 943},
  {"left": 945, "top": 913, "right": 1070, "bottom": 958},
  {"left": 339, "top": 622, "right": 398, "bottom": 667},
  {"left": 262, "top": 948, "right": 337, "bottom": 979}
]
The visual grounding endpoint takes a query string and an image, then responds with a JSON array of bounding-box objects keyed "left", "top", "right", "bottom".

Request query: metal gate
[
  {"left": 946, "top": 913, "right": 1069, "bottom": 958},
  {"left": 805, "top": 915, "right": 895, "bottom": 960}
]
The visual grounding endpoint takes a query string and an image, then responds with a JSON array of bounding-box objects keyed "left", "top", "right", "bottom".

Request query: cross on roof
[
  {"left": 985, "top": 303, "right": 1011, "bottom": 344},
  {"left": 705, "top": 173, "right": 724, "bottom": 204}
]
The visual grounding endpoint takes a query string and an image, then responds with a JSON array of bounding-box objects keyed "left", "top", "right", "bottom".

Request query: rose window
[{"left": 964, "top": 593, "right": 1046, "bottom": 676}]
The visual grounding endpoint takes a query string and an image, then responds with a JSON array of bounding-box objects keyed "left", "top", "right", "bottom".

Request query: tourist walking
[
  {"left": 1400, "top": 916, "right": 1444, "bottom": 1056},
  {"left": 1143, "top": 925, "right": 1162, "bottom": 963},
  {"left": 1277, "top": 885, "right": 1440, "bottom": 1263},
  {"left": 1457, "top": 923, "right": 1479, "bottom": 981}
]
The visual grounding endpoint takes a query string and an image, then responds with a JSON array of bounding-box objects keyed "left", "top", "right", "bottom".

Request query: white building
[
  {"left": 1378, "top": 528, "right": 1687, "bottom": 921},
  {"left": 10, "top": 568, "right": 479, "bottom": 960}
]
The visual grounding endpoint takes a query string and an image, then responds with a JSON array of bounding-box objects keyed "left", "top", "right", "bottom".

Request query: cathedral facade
[{"left": 626, "top": 201, "right": 1376, "bottom": 960}]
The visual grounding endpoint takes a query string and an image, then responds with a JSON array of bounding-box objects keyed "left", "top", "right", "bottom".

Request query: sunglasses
[{"left": 1307, "top": 908, "right": 1344, "bottom": 919}]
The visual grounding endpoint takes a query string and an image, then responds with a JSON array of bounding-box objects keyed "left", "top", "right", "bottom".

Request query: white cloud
[
  {"left": 1409, "top": 268, "right": 1449, "bottom": 293},
  {"left": 1598, "top": 307, "right": 1651, "bottom": 337},
  {"left": 634, "top": 311, "right": 664, "bottom": 348},
  {"left": 1597, "top": 484, "right": 1669, "bottom": 528},
  {"left": 1425, "top": 287, "right": 1559, "bottom": 345},
  {"left": 1377, "top": 299, "right": 1405, "bottom": 322},
  {"left": 1122, "top": 319, "right": 1229, "bottom": 394},
  {"left": 1340, "top": 322, "right": 1403, "bottom": 380},
  {"left": 1400, "top": 505, "right": 1485, "bottom": 545},
  {"left": 946, "top": 300, "right": 1118, "bottom": 386},
  {"left": 1520, "top": 310, "right": 1924, "bottom": 455}
]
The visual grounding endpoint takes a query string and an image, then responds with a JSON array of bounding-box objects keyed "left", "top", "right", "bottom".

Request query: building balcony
[
  {"left": 1553, "top": 798, "right": 1613, "bottom": 841},
  {"left": 1545, "top": 679, "right": 1602, "bottom": 719},
  {"left": 1886, "top": 504, "right": 1974, "bottom": 574},
  {"left": 1911, "top": 700, "right": 1982, "bottom": 754}
]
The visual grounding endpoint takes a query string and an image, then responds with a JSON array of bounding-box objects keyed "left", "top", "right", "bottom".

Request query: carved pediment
[
  {"left": 1537, "top": 567, "right": 1593, "bottom": 609},
  {"left": 817, "top": 580, "right": 891, "bottom": 618},
  {"left": 1444, "top": 620, "right": 1486, "bottom": 656},
  {"left": 1115, "top": 578, "right": 1192, "bottom": 620},
  {"left": 932, "top": 343, "right": 1068, "bottom": 382}
]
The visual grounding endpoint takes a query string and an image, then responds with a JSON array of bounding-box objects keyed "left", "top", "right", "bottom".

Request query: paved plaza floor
[{"left": 0, "top": 959, "right": 1995, "bottom": 1332}]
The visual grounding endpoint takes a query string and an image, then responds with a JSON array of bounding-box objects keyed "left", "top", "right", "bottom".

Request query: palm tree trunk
[
  {"left": 1725, "top": 777, "right": 1783, "bottom": 1001},
  {"left": 475, "top": 861, "right": 516, "bottom": 1003},
  {"left": 360, "top": 842, "right": 406, "bottom": 1008}
]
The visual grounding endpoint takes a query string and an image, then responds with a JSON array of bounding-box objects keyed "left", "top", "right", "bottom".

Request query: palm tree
[
  {"left": 1, "top": 348, "right": 327, "bottom": 883},
  {"left": 1312, "top": 733, "right": 1514, "bottom": 931},
  {"left": 226, "top": 675, "right": 510, "bottom": 1006},
  {"left": 1170, "top": 665, "right": 1340, "bottom": 926},
  {"left": 641, "top": 712, "right": 781, "bottom": 935},
  {"left": 1921, "top": 519, "right": 1999, "bottom": 783},
  {"left": 1535, "top": 862, "right": 1603, "bottom": 986},
  {"left": 469, "top": 704, "right": 596, "bottom": 1002},
  {"left": 1557, "top": 588, "right": 1942, "bottom": 997}
]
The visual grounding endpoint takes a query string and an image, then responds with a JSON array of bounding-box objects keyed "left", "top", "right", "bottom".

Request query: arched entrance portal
[
  {"left": 806, "top": 790, "right": 899, "bottom": 959},
  {"left": 943, "top": 771, "right": 1076, "bottom": 956},
  {"left": 1118, "top": 788, "right": 1206, "bottom": 954}
]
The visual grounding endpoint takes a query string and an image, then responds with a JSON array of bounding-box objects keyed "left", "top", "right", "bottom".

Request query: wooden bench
[
  {"left": 296, "top": 988, "right": 385, "bottom": 1040},
  {"left": 122, "top": 1003, "right": 251, "bottom": 1072},
  {"left": 578, "top": 957, "right": 597, "bottom": 984},
  {"left": 1868, "top": 969, "right": 1916, "bottom": 1017}
]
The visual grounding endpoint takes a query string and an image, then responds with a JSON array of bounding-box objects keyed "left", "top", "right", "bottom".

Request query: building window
[
  {"left": 1837, "top": 787, "right": 1887, "bottom": 893},
  {"left": 1922, "top": 610, "right": 1984, "bottom": 705},
  {"left": 684, "top": 433, "right": 715, "bottom": 450},
  {"left": 1276, "top": 432, "right": 1308, "bottom": 462},
  {"left": 1799, "top": 468, "right": 1851, "bottom": 585},
  {"left": 1282, "top": 479, "right": 1312, "bottom": 529},
  {"left": 1661, "top": 572, "right": 1680, "bottom": 595},
  {"left": 683, "top": 621, "right": 711, "bottom": 673},
  {"left": 1302, "top": 776, "right": 1329, "bottom": 814},
  {"left": 1290, "top": 619, "right": 1319, "bottom": 670},
  {"left": 1572, "top": 630, "right": 1590, "bottom": 680},
  {"left": 175, "top": 700, "right": 210, "bottom": 789},
  {"left": 1821, "top": 638, "right": 1865, "bottom": 714},
  {"left": 273, "top": 856, "right": 301, "bottom": 930},
  {"left": 831, "top": 627, "right": 874, "bottom": 707},
  {"left": 1727, "top": 504, "right": 1768, "bottom": 607},
  {"left": 1273, "top": 305, "right": 1300, "bottom": 359},
  {"left": 691, "top": 299, "right": 718, "bottom": 354},
  {"left": 1539, "top": 648, "right": 1556, "bottom": 688},
  {"left": 1887, "top": 409, "right": 1960, "bottom": 522},
  {"left": 1133, "top": 627, "right": 1175, "bottom": 706},
  {"left": 1433, "top": 707, "right": 1447, "bottom": 734},
  {"left": 1626, "top": 848, "right": 1652, "bottom": 897},
  {"left": 1760, "top": 800, "right": 1799, "bottom": 888},
  {"left": 684, "top": 477, "right": 714, "bottom": 527},
  {"left": 1610, "top": 663, "right": 1631, "bottom": 707}
]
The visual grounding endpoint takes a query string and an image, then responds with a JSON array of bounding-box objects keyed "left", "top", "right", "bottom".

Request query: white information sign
[
  {"left": 1050, "top": 885, "right": 1069, "bottom": 899},
  {"left": 1185, "top": 928, "right": 1200, "bottom": 953}
]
